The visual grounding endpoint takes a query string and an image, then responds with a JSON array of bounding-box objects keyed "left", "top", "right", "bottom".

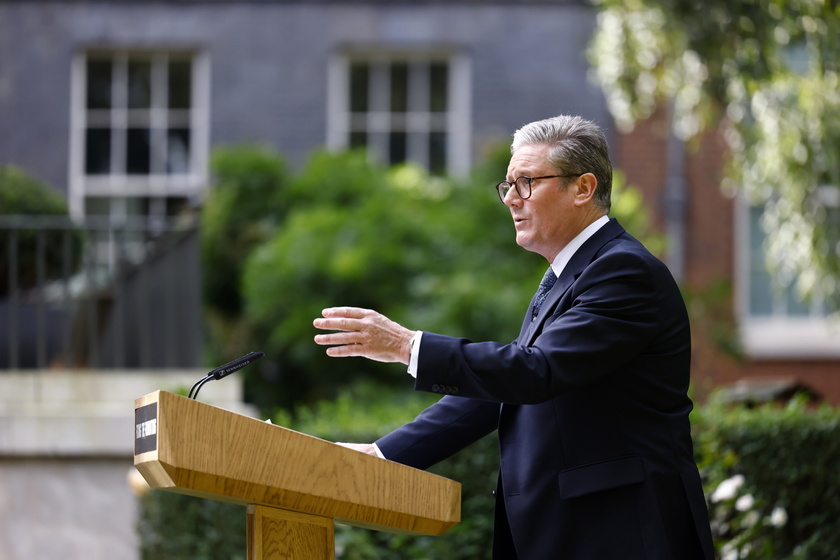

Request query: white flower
[
  {"left": 735, "top": 494, "right": 755, "bottom": 512},
  {"left": 711, "top": 474, "right": 745, "bottom": 502},
  {"left": 720, "top": 542, "right": 738, "bottom": 560},
  {"left": 742, "top": 510, "right": 761, "bottom": 528},
  {"left": 770, "top": 506, "right": 788, "bottom": 527}
]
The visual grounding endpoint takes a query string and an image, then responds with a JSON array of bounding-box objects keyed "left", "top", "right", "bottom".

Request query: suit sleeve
[
  {"left": 414, "top": 248, "right": 680, "bottom": 404},
  {"left": 375, "top": 395, "right": 500, "bottom": 470}
]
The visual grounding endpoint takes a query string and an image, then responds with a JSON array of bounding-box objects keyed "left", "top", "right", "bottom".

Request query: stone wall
[{"left": 0, "top": 370, "right": 256, "bottom": 560}]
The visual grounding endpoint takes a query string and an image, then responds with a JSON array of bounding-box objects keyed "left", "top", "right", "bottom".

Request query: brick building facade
[{"left": 617, "top": 108, "right": 840, "bottom": 405}]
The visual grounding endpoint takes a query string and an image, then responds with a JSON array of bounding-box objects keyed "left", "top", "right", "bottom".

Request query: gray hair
[{"left": 511, "top": 115, "right": 612, "bottom": 212}]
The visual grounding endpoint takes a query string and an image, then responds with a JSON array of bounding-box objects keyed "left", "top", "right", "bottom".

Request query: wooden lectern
[{"left": 134, "top": 390, "right": 461, "bottom": 559}]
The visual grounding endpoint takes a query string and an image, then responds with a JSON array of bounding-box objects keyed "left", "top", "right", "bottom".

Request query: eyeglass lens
[{"left": 497, "top": 176, "right": 532, "bottom": 201}]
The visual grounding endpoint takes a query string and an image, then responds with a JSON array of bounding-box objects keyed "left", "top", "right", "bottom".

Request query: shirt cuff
[
  {"left": 407, "top": 331, "right": 423, "bottom": 378},
  {"left": 371, "top": 442, "right": 386, "bottom": 459}
]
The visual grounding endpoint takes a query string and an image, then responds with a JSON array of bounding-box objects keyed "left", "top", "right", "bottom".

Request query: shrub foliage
[{"left": 694, "top": 395, "right": 840, "bottom": 560}]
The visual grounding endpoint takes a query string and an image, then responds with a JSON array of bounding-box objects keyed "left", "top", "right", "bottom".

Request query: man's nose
[{"left": 504, "top": 187, "right": 523, "bottom": 207}]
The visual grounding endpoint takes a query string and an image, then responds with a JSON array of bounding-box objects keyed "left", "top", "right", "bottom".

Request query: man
[{"left": 313, "top": 115, "right": 714, "bottom": 559}]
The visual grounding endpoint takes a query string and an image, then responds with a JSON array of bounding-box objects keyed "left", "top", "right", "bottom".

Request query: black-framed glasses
[{"left": 496, "top": 174, "right": 581, "bottom": 202}]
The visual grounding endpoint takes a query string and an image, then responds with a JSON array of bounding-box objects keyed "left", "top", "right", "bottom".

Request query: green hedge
[
  {"left": 138, "top": 490, "right": 246, "bottom": 560},
  {"left": 693, "top": 395, "right": 840, "bottom": 560},
  {"left": 138, "top": 388, "right": 840, "bottom": 559}
]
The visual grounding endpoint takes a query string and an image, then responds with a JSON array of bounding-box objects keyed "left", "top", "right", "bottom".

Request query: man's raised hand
[{"left": 313, "top": 307, "right": 415, "bottom": 365}]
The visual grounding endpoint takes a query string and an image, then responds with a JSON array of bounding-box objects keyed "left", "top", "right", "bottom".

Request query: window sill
[{"left": 739, "top": 317, "right": 840, "bottom": 359}]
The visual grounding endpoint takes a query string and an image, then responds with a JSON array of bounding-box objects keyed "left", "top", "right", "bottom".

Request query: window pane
[
  {"left": 127, "top": 128, "right": 151, "bottom": 174},
  {"left": 747, "top": 202, "right": 832, "bottom": 317},
  {"left": 125, "top": 197, "right": 151, "bottom": 216},
  {"left": 128, "top": 59, "right": 152, "bottom": 109},
  {"left": 429, "top": 63, "right": 448, "bottom": 112},
  {"left": 749, "top": 265, "right": 773, "bottom": 316},
  {"left": 84, "top": 197, "right": 112, "bottom": 215},
  {"left": 389, "top": 132, "right": 407, "bottom": 165},
  {"left": 748, "top": 206, "right": 771, "bottom": 315},
  {"left": 390, "top": 62, "right": 408, "bottom": 113},
  {"left": 168, "top": 60, "right": 192, "bottom": 109},
  {"left": 349, "top": 131, "right": 367, "bottom": 150},
  {"left": 784, "top": 285, "right": 811, "bottom": 316},
  {"left": 85, "top": 128, "right": 111, "bottom": 174},
  {"left": 167, "top": 128, "right": 191, "bottom": 174},
  {"left": 349, "top": 62, "right": 369, "bottom": 112},
  {"left": 828, "top": 204, "right": 840, "bottom": 269},
  {"left": 86, "top": 59, "right": 112, "bottom": 109},
  {"left": 429, "top": 132, "right": 447, "bottom": 175},
  {"left": 165, "top": 196, "right": 189, "bottom": 216},
  {"left": 342, "top": 56, "right": 455, "bottom": 174}
]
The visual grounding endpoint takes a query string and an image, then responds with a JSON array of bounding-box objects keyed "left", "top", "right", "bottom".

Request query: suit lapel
[{"left": 522, "top": 218, "right": 625, "bottom": 345}]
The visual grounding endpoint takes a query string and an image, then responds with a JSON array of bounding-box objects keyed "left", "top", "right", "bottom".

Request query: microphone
[{"left": 188, "top": 351, "right": 265, "bottom": 400}]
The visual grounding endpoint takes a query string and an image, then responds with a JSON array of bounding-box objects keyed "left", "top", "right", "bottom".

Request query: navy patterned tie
[{"left": 532, "top": 266, "right": 557, "bottom": 320}]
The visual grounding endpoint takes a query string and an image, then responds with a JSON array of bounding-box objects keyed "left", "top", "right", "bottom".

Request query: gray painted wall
[{"left": 0, "top": 1, "right": 609, "bottom": 195}]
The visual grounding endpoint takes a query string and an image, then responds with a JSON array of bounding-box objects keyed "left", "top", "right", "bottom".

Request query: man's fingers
[
  {"left": 312, "top": 306, "right": 411, "bottom": 364},
  {"left": 313, "top": 317, "right": 354, "bottom": 332},
  {"left": 320, "top": 306, "right": 371, "bottom": 319},
  {"left": 313, "top": 331, "right": 362, "bottom": 346},
  {"left": 336, "top": 442, "right": 378, "bottom": 457},
  {"left": 313, "top": 308, "right": 375, "bottom": 332},
  {"left": 324, "top": 344, "right": 365, "bottom": 358}
]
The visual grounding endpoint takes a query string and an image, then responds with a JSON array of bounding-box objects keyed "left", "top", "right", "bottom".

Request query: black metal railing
[{"left": 1, "top": 215, "right": 201, "bottom": 370}]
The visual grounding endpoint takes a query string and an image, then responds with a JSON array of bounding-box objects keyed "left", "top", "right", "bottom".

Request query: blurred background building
[{"left": 1, "top": 0, "right": 837, "bottom": 558}]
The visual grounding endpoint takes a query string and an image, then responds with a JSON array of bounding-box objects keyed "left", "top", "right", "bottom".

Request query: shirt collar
[{"left": 550, "top": 215, "right": 609, "bottom": 278}]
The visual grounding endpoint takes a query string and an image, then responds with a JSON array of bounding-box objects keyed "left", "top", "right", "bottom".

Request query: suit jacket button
[
  {"left": 451, "top": 386, "right": 459, "bottom": 395},
  {"left": 432, "top": 384, "right": 440, "bottom": 392}
]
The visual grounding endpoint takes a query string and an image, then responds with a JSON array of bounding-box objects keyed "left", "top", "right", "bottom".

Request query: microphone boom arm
[{"left": 188, "top": 351, "right": 265, "bottom": 400}]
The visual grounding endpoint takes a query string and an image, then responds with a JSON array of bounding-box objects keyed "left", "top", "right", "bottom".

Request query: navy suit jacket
[{"left": 376, "top": 219, "right": 714, "bottom": 559}]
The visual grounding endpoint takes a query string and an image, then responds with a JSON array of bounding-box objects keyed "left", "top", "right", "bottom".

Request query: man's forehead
[{"left": 508, "top": 143, "right": 552, "bottom": 172}]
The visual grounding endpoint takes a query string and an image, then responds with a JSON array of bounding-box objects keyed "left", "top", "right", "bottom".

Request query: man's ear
[{"left": 574, "top": 173, "right": 597, "bottom": 206}]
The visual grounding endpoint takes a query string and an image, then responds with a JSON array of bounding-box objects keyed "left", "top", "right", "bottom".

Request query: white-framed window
[
  {"left": 327, "top": 49, "right": 470, "bottom": 175},
  {"left": 736, "top": 189, "right": 840, "bottom": 358},
  {"left": 68, "top": 49, "right": 210, "bottom": 221}
]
